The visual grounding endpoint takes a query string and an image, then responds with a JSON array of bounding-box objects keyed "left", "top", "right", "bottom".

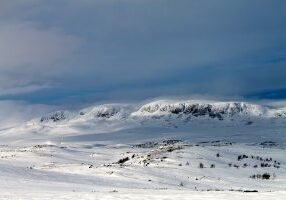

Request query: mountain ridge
[{"left": 35, "top": 100, "right": 286, "bottom": 125}]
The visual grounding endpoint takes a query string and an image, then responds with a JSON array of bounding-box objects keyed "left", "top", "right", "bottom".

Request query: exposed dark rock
[
  {"left": 40, "top": 111, "right": 68, "bottom": 122},
  {"left": 116, "top": 157, "right": 129, "bottom": 164}
]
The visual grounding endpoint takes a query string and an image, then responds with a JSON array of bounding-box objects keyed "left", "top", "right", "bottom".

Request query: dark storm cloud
[{"left": 0, "top": 0, "right": 286, "bottom": 103}]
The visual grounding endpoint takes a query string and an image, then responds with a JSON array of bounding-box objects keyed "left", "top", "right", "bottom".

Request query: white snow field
[{"left": 0, "top": 100, "right": 285, "bottom": 199}]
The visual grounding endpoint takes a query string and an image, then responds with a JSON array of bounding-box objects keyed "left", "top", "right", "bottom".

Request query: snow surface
[{"left": 0, "top": 99, "right": 285, "bottom": 199}]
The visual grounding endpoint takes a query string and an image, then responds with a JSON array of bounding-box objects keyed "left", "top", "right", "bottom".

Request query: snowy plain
[{"left": 0, "top": 100, "right": 285, "bottom": 199}]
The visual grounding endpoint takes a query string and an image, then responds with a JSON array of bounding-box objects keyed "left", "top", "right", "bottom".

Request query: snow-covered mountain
[
  {"left": 7, "top": 99, "right": 281, "bottom": 143},
  {"left": 39, "top": 104, "right": 133, "bottom": 123},
  {"left": 36, "top": 100, "right": 285, "bottom": 125},
  {"left": 132, "top": 100, "right": 266, "bottom": 118},
  {"left": 1, "top": 99, "right": 283, "bottom": 143}
]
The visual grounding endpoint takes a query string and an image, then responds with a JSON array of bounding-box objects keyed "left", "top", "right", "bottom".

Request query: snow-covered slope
[
  {"left": 0, "top": 99, "right": 285, "bottom": 199},
  {"left": 39, "top": 104, "right": 133, "bottom": 123},
  {"left": 271, "top": 107, "right": 286, "bottom": 117}
]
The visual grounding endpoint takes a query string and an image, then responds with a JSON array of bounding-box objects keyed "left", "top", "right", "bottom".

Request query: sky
[{"left": 0, "top": 0, "right": 286, "bottom": 126}]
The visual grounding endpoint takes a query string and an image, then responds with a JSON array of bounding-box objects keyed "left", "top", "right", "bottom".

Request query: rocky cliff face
[{"left": 40, "top": 111, "right": 72, "bottom": 123}]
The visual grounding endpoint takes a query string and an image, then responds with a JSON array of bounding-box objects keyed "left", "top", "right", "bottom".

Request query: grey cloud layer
[{"left": 0, "top": 0, "right": 285, "bottom": 101}]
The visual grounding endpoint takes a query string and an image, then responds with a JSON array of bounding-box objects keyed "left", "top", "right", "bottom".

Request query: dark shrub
[
  {"left": 117, "top": 157, "right": 129, "bottom": 164},
  {"left": 262, "top": 173, "right": 271, "bottom": 180}
]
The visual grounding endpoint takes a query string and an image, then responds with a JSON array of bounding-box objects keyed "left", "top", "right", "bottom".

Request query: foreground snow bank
[{"left": 1, "top": 190, "right": 285, "bottom": 200}]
